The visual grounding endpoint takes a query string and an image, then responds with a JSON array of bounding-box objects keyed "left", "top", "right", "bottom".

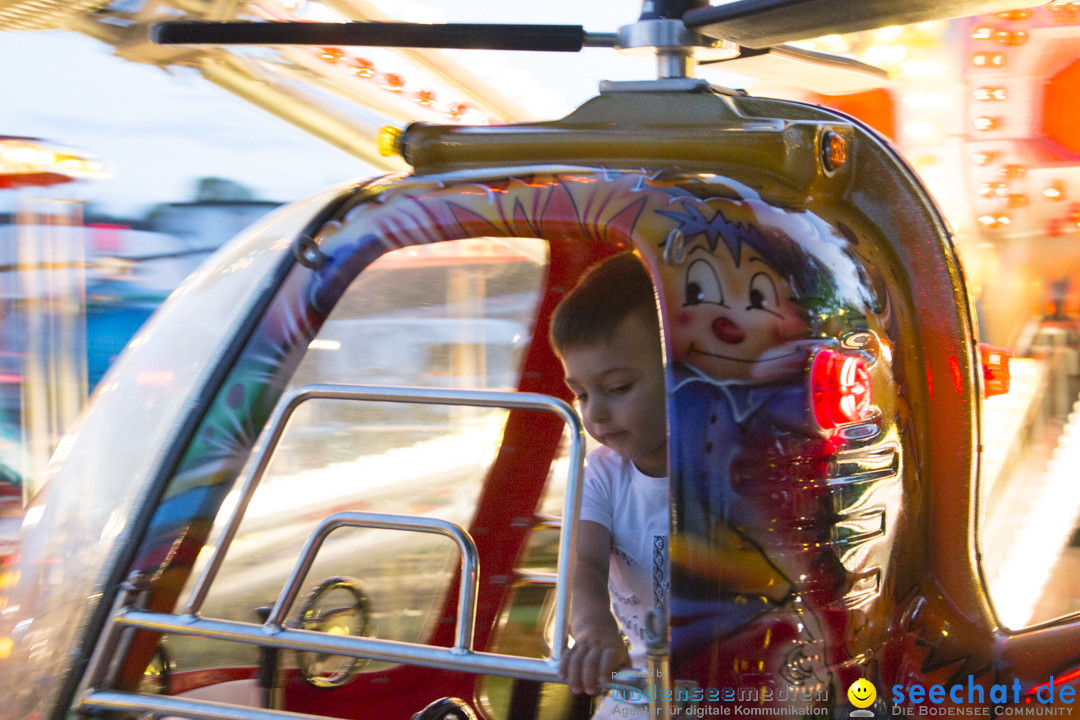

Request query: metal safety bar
[
  {"left": 92, "top": 606, "right": 562, "bottom": 680},
  {"left": 79, "top": 384, "right": 586, "bottom": 714},
  {"left": 267, "top": 512, "right": 480, "bottom": 651},
  {"left": 82, "top": 691, "right": 325, "bottom": 720}
]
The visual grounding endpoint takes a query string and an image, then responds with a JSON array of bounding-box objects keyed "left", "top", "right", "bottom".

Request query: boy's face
[{"left": 560, "top": 313, "right": 668, "bottom": 478}]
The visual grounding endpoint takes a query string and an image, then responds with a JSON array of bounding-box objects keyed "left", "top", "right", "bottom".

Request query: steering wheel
[{"left": 296, "top": 576, "right": 372, "bottom": 688}]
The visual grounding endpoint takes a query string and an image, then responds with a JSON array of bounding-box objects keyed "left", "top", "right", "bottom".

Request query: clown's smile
[{"left": 688, "top": 342, "right": 804, "bottom": 364}]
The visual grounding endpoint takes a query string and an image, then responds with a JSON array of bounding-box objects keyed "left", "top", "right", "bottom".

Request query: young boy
[{"left": 549, "top": 252, "right": 670, "bottom": 716}]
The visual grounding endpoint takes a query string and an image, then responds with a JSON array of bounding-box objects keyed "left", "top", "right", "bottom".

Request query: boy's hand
[{"left": 558, "top": 627, "right": 631, "bottom": 696}]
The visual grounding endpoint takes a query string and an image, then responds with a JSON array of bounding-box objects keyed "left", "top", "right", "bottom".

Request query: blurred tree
[{"left": 194, "top": 176, "right": 255, "bottom": 202}]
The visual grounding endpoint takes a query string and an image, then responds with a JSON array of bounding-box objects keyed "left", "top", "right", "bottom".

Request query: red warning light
[
  {"left": 810, "top": 349, "right": 872, "bottom": 430},
  {"left": 979, "top": 343, "right": 1012, "bottom": 397}
]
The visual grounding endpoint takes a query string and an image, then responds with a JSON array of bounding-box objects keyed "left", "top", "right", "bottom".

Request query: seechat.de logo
[{"left": 849, "top": 678, "right": 878, "bottom": 717}]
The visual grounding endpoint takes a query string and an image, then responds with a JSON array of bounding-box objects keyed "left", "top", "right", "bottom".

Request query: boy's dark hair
[{"left": 550, "top": 252, "right": 660, "bottom": 357}]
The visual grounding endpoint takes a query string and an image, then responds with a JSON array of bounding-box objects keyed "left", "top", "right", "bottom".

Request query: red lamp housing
[
  {"left": 810, "top": 348, "right": 873, "bottom": 430},
  {"left": 979, "top": 343, "right": 1012, "bottom": 397}
]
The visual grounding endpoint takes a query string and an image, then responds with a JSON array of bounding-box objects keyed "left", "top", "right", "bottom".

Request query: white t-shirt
[{"left": 579, "top": 445, "right": 671, "bottom": 681}]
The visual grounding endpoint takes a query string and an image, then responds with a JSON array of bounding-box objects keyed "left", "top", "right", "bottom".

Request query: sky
[
  {"left": 1, "top": 29, "right": 366, "bottom": 216},
  {"left": 0, "top": 0, "right": 721, "bottom": 218}
]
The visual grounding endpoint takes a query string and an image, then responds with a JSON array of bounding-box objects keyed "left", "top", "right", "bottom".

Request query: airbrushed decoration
[{"left": 640, "top": 186, "right": 897, "bottom": 713}]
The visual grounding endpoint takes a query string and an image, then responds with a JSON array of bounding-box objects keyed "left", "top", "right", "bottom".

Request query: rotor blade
[
  {"left": 684, "top": 0, "right": 1044, "bottom": 49},
  {"left": 151, "top": 21, "right": 600, "bottom": 52},
  {"left": 701, "top": 45, "right": 889, "bottom": 94}
]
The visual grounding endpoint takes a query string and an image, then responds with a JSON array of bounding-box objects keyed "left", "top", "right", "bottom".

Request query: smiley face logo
[{"left": 848, "top": 678, "right": 877, "bottom": 709}]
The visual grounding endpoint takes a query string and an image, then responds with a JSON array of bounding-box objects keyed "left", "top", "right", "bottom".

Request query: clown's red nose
[{"left": 713, "top": 316, "right": 746, "bottom": 344}]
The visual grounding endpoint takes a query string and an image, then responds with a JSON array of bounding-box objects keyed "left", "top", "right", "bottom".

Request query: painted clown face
[{"left": 667, "top": 239, "right": 809, "bottom": 383}]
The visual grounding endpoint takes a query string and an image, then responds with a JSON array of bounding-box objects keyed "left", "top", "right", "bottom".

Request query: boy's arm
[{"left": 558, "top": 519, "right": 631, "bottom": 695}]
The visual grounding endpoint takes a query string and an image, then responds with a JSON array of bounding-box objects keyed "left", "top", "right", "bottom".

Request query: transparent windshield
[
  {"left": 0, "top": 184, "right": 347, "bottom": 719},
  {"left": 171, "top": 238, "right": 548, "bottom": 676}
]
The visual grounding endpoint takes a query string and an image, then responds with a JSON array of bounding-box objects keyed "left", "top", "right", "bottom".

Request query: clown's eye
[
  {"left": 747, "top": 272, "right": 781, "bottom": 316},
  {"left": 685, "top": 259, "right": 724, "bottom": 306}
]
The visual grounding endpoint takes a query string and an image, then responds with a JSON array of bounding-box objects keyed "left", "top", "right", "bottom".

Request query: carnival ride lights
[
  {"left": 0, "top": 137, "right": 109, "bottom": 507},
  {"left": 1043, "top": 182, "right": 1066, "bottom": 201},
  {"left": 988, "top": 391, "right": 1080, "bottom": 627},
  {"left": 978, "top": 213, "right": 1012, "bottom": 228},
  {"left": 276, "top": 39, "right": 494, "bottom": 129},
  {"left": 980, "top": 358, "right": 1041, "bottom": 496},
  {"left": 308, "top": 33, "right": 475, "bottom": 121},
  {"left": 0, "top": 137, "right": 107, "bottom": 189},
  {"left": 792, "top": 5, "right": 1080, "bottom": 243},
  {"left": 973, "top": 86, "right": 1009, "bottom": 100},
  {"left": 962, "top": 5, "right": 1080, "bottom": 239},
  {"left": 258, "top": 0, "right": 545, "bottom": 127},
  {"left": 0, "top": 0, "right": 540, "bottom": 172}
]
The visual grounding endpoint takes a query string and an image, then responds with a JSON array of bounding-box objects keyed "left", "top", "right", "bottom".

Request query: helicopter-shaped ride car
[{"left": 3, "top": 1, "right": 1079, "bottom": 719}]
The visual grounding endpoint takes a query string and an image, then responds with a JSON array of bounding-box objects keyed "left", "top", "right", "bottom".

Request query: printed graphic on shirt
[{"left": 652, "top": 534, "right": 667, "bottom": 610}]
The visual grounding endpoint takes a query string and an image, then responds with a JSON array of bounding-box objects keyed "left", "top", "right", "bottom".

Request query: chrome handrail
[
  {"left": 265, "top": 512, "right": 479, "bottom": 651},
  {"left": 104, "top": 607, "right": 561, "bottom": 680},
  {"left": 80, "top": 690, "right": 377, "bottom": 720},
  {"left": 81, "top": 384, "right": 586, "bottom": 706}
]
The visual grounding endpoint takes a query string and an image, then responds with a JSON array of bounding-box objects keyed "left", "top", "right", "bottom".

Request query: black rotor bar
[{"left": 151, "top": 21, "right": 591, "bottom": 52}]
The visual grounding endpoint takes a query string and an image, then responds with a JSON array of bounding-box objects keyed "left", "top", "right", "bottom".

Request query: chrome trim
[
  {"left": 82, "top": 384, "right": 586, "bottom": 707},
  {"left": 616, "top": 18, "right": 735, "bottom": 54},
  {"left": 582, "top": 31, "right": 619, "bottom": 48},
  {"left": 186, "top": 385, "right": 583, "bottom": 643},
  {"left": 80, "top": 572, "right": 152, "bottom": 697},
  {"left": 81, "top": 690, "right": 381, "bottom": 720},
  {"left": 265, "top": 512, "right": 479, "bottom": 651},
  {"left": 107, "top": 610, "right": 560, "bottom": 680},
  {"left": 533, "top": 513, "right": 564, "bottom": 531},
  {"left": 597, "top": 78, "right": 721, "bottom": 94},
  {"left": 512, "top": 569, "right": 559, "bottom": 587}
]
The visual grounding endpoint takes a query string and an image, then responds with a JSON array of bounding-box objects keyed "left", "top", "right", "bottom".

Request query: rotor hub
[{"left": 616, "top": 18, "right": 738, "bottom": 79}]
